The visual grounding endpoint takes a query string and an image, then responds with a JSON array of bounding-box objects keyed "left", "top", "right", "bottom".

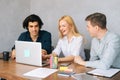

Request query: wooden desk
[{"left": 0, "top": 59, "right": 120, "bottom": 80}]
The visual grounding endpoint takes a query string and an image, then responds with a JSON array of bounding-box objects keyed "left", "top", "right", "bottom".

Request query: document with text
[{"left": 23, "top": 68, "right": 58, "bottom": 78}]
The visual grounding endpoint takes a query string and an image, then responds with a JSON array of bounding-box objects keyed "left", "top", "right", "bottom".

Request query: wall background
[
  {"left": 0, "top": 0, "right": 30, "bottom": 52},
  {"left": 0, "top": 0, "right": 120, "bottom": 52}
]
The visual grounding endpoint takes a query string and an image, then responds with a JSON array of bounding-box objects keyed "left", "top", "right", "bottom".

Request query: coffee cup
[{"left": 3, "top": 51, "right": 10, "bottom": 61}]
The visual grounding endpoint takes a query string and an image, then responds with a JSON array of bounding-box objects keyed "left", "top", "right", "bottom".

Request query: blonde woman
[{"left": 44, "top": 15, "right": 85, "bottom": 62}]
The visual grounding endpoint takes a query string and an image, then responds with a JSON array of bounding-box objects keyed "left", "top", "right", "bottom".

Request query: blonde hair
[{"left": 58, "top": 15, "right": 81, "bottom": 38}]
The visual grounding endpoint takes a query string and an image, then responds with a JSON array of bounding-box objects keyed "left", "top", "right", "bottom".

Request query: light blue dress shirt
[
  {"left": 86, "top": 31, "right": 120, "bottom": 69},
  {"left": 53, "top": 36, "right": 85, "bottom": 60}
]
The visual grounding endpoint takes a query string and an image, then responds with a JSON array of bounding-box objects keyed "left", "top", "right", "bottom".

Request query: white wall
[
  {"left": 30, "top": 0, "right": 120, "bottom": 49},
  {"left": 0, "top": 0, "right": 120, "bottom": 52},
  {"left": 0, "top": 0, "right": 30, "bottom": 52}
]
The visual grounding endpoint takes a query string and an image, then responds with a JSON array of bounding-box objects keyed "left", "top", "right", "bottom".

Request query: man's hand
[
  {"left": 42, "top": 49, "right": 47, "bottom": 55},
  {"left": 42, "top": 49, "right": 47, "bottom": 60},
  {"left": 11, "top": 49, "right": 16, "bottom": 60}
]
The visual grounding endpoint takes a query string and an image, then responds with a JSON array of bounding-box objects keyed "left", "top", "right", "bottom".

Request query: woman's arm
[{"left": 58, "top": 55, "right": 74, "bottom": 62}]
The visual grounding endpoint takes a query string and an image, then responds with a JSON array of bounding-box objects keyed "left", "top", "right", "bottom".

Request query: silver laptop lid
[{"left": 15, "top": 41, "right": 42, "bottom": 66}]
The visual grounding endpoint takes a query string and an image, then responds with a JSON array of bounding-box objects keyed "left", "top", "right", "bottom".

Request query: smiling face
[
  {"left": 59, "top": 20, "right": 71, "bottom": 36},
  {"left": 28, "top": 21, "right": 40, "bottom": 37}
]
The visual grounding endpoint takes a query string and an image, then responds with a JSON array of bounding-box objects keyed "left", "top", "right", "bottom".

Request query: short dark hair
[
  {"left": 23, "top": 14, "right": 43, "bottom": 30},
  {"left": 85, "top": 12, "right": 106, "bottom": 29}
]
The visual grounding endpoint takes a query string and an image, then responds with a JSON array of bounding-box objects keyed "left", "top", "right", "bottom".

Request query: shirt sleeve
[
  {"left": 52, "top": 39, "right": 62, "bottom": 56},
  {"left": 41, "top": 32, "right": 52, "bottom": 54},
  {"left": 86, "top": 35, "right": 120, "bottom": 69}
]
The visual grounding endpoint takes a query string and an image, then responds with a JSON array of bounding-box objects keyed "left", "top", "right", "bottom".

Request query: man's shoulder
[
  {"left": 101, "top": 31, "right": 120, "bottom": 45},
  {"left": 106, "top": 31, "right": 120, "bottom": 40},
  {"left": 39, "top": 30, "right": 51, "bottom": 36},
  {"left": 20, "top": 31, "right": 29, "bottom": 36},
  {"left": 40, "top": 30, "right": 50, "bottom": 33}
]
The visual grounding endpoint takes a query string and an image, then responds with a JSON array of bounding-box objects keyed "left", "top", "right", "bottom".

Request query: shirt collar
[{"left": 64, "top": 36, "right": 76, "bottom": 41}]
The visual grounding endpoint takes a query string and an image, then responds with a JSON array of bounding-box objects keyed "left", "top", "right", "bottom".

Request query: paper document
[
  {"left": 23, "top": 68, "right": 58, "bottom": 78},
  {"left": 87, "top": 68, "right": 120, "bottom": 77}
]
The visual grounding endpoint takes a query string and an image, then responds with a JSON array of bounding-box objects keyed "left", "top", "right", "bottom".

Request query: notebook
[
  {"left": 15, "top": 41, "right": 49, "bottom": 66},
  {"left": 87, "top": 68, "right": 120, "bottom": 77}
]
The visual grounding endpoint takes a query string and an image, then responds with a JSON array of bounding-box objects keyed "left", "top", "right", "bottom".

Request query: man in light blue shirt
[{"left": 74, "top": 12, "right": 120, "bottom": 69}]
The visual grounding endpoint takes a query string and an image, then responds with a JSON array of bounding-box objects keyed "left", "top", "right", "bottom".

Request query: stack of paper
[
  {"left": 87, "top": 68, "right": 120, "bottom": 77},
  {"left": 23, "top": 68, "right": 58, "bottom": 78}
]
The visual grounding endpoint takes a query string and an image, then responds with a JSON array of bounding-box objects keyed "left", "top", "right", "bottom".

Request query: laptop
[{"left": 15, "top": 41, "right": 49, "bottom": 66}]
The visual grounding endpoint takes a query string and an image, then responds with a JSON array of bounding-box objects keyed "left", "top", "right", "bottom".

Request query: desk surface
[{"left": 0, "top": 59, "right": 120, "bottom": 80}]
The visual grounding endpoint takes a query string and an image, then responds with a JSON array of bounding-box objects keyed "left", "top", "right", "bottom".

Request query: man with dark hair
[
  {"left": 11, "top": 14, "right": 52, "bottom": 60},
  {"left": 74, "top": 12, "right": 120, "bottom": 69}
]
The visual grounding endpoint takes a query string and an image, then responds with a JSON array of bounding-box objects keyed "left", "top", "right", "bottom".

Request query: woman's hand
[{"left": 74, "top": 56, "right": 86, "bottom": 66}]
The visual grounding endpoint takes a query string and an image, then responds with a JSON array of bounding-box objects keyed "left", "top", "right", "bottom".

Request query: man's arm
[
  {"left": 86, "top": 35, "right": 120, "bottom": 69},
  {"left": 11, "top": 49, "right": 16, "bottom": 59},
  {"left": 41, "top": 31, "right": 52, "bottom": 54}
]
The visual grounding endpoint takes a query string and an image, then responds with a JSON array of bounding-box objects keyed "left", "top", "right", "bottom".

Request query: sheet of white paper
[
  {"left": 87, "top": 68, "right": 120, "bottom": 77},
  {"left": 23, "top": 68, "right": 58, "bottom": 78}
]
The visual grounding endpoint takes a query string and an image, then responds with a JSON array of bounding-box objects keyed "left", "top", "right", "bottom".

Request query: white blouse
[{"left": 53, "top": 36, "right": 85, "bottom": 60}]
